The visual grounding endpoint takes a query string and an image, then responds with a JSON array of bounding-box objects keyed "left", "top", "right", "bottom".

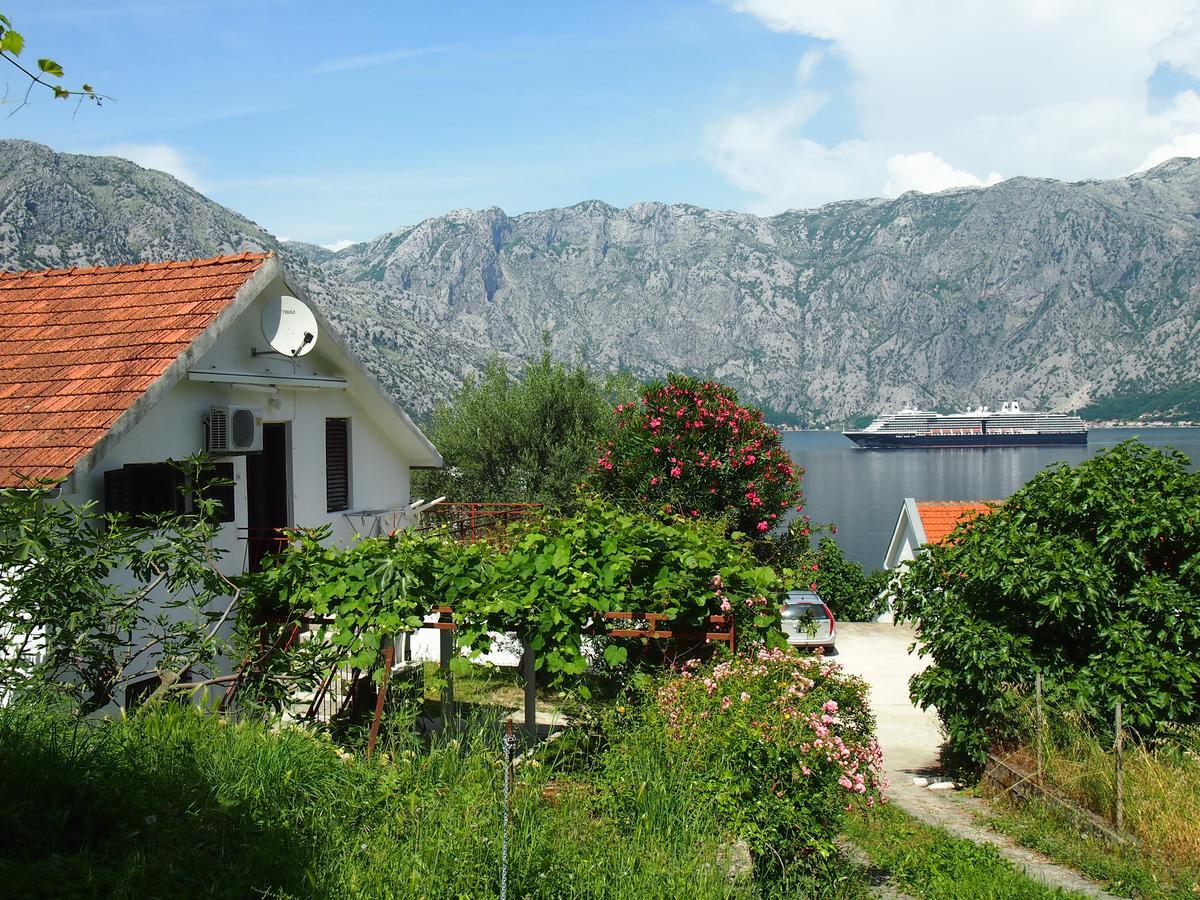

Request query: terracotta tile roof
[
  {"left": 915, "top": 500, "right": 999, "bottom": 545},
  {"left": 0, "top": 253, "right": 272, "bottom": 487}
]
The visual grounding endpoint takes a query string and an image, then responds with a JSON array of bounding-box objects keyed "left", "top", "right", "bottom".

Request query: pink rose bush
[
  {"left": 653, "top": 649, "right": 887, "bottom": 861},
  {"left": 588, "top": 375, "right": 805, "bottom": 540}
]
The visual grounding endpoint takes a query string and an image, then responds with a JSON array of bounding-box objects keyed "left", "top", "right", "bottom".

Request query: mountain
[
  {"left": 0, "top": 140, "right": 482, "bottom": 416},
  {"left": 3, "top": 139, "right": 1200, "bottom": 422}
]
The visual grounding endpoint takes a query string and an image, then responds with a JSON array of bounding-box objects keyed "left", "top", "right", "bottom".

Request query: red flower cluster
[{"left": 588, "top": 374, "right": 805, "bottom": 537}]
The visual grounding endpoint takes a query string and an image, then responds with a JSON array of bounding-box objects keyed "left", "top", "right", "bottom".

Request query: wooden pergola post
[
  {"left": 521, "top": 636, "right": 537, "bottom": 742},
  {"left": 439, "top": 627, "right": 456, "bottom": 728}
]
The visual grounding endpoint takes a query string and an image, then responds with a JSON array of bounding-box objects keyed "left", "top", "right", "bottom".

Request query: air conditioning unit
[{"left": 206, "top": 406, "right": 263, "bottom": 454}]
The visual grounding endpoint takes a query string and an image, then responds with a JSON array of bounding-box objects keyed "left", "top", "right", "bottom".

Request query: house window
[
  {"left": 326, "top": 418, "right": 350, "bottom": 512},
  {"left": 104, "top": 463, "right": 186, "bottom": 522},
  {"left": 104, "top": 461, "right": 235, "bottom": 524}
]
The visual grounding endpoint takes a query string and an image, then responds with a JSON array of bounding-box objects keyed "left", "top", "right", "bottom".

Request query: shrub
[
  {"left": 892, "top": 440, "right": 1200, "bottom": 772},
  {"left": 812, "top": 538, "right": 889, "bottom": 622},
  {"left": 588, "top": 374, "right": 805, "bottom": 540},
  {"left": 413, "top": 351, "right": 633, "bottom": 510},
  {"left": 618, "top": 649, "right": 886, "bottom": 866}
]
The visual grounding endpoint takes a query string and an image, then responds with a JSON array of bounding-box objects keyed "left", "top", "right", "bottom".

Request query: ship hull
[{"left": 843, "top": 431, "right": 1088, "bottom": 449}]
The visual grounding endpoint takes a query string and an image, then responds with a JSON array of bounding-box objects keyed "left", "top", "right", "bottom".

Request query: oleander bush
[
  {"left": 606, "top": 649, "right": 886, "bottom": 871},
  {"left": 587, "top": 374, "right": 806, "bottom": 541}
]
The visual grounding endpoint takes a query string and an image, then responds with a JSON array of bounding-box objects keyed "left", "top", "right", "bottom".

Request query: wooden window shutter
[
  {"left": 197, "top": 462, "right": 236, "bottom": 524},
  {"left": 104, "top": 463, "right": 185, "bottom": 522},
  {"left": 326, "top": 418, "right": 350, "bottom": 512}
]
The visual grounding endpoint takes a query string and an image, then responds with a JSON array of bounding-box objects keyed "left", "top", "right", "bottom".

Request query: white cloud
[
  {"left": 884, "top": 152, "right": 1002, "bottom": 196},
  {"left": 322, "top": 239, "right": 357, "bottom": 252},
  {"left": 100, "top": 143, "right": 204, "bottom": 190},
  {"left": 313, "top": 45, "right": 456, "bottom": 74},
  {"left": 712, "top": 0, "right": 1200, "bottom": 211},
  {"left": 1135, "top": 132, "right": 1200, "bottom": 170}
]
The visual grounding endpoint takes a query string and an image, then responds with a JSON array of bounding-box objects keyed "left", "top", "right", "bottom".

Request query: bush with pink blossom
[
  {"left": 650, "top": 649, "right": 887, "bottom": 864},
  {"left": 587, "top": 375, "right": 806, "bottom": 541}
]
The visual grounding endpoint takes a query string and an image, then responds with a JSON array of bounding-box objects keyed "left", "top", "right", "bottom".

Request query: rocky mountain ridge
[{"left": 2, "top": 139, "right": 1199, "bottom": 422}]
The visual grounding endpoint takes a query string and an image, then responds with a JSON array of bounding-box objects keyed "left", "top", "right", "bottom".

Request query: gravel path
[{"left": 834, "top": 623, "right": 1124, "bottom": 899}]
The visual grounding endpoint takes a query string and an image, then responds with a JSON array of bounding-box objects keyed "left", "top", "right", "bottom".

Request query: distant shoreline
[{"left": 769, "top": 422, "right": 1200, "bottom": 433}]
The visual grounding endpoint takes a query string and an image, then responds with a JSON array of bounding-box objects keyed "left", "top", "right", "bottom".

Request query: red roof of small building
[
  {"left": 0, "top": 252, "right": 272, "bottom": 487},
  {"left": 915, "top": 500, "right": 998, "bottom": 545}
]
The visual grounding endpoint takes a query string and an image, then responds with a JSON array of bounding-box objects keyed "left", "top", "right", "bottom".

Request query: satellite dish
[{"left": 261, "top": 295, "right": 319, "bottom": 357}]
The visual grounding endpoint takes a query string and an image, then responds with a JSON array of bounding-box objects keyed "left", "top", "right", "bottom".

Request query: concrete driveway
[{"left": 828, "top": 621, "right": 943, "bottom": 779}]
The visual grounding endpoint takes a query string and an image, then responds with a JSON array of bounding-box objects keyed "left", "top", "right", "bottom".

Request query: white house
[
  {"left": 883, "top": 498, "right": 998, "bottom": 571},
  {"left": 0, "top": 251, "right": 441, "bottom": 575},
  {"left": 0, "top": 252, "right": 445, "bottom": 705}
]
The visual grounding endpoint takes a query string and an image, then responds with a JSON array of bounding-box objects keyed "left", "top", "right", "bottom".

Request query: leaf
[
  {"left": 38, "top": 58, "right": 64, "bottom": 77},
  {"left": 52, "top": 85, "right": 70, "bottom": 99},
  {"left": 1, "top": 29, "right": 24, "bottom": 56},
  {"left": 603, "top": 644, "right": 628, "bottom": 668}
]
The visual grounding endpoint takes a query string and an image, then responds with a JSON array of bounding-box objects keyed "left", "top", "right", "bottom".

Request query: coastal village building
[
  {"left": 0, "top": 252, "right": 441, "bottom": 576},
  {"left": 883, "top": 499, "right": 998, "bottom": 571}
]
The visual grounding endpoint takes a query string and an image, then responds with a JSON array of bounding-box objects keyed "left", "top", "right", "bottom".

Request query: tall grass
[
  {"left": 0, "top": 702, "right": 761, "bottom": 899},
  {"left": 994, "top": 703, "right": 1200, "bottom": 887}
]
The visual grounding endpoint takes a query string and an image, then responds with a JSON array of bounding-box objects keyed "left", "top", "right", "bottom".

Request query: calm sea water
[{"left": 781, "top": 428, "right": 1200, "bottom": 570}]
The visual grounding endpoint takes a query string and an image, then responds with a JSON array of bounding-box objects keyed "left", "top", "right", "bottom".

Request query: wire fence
[{"left": 984, "top": 674, "right": 1200, "bottom": 865}]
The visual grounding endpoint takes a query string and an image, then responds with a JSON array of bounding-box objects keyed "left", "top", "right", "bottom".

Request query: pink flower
[
  {"left": 649, "top": 417, "right": 662, "bottom": 428},
  {"left": 650, "top": 476, "right": 658, "bottom": 485},
  {"left": 809, "top": 582, "right": 818, "bottom": 591},
  {"left": 670, "top": 466, "right": 683, "bottom": 478},
  {"left": 744, "top": 454, "right": 756, "bottom": 465},
  {"left": 719, "top": 597, "right": 731, "bottom": 612},
  {"left": 756, "top": 521, "right": 769, "bottom": 532},
  {"left": 740, "top": 691, "right": 751, "bottom": 702}
]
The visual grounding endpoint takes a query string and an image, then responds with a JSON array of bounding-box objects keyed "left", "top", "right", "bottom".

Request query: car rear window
[{"left": 789, "top": 601, "right": 829, "bottom": 620}]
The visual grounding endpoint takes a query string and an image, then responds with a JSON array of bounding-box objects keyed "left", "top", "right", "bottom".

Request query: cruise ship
[{"left": 844, "top": 402, "right": 1087, "bottom": 449}]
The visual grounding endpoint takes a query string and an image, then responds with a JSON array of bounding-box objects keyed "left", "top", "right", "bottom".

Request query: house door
[{"left": 246, "top": 422, "right": 289, "bottom": 572}]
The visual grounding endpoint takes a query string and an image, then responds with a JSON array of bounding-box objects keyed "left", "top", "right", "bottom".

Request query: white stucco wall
[{"left": 63, "top": 275, "right": 422, "bottom": 571}]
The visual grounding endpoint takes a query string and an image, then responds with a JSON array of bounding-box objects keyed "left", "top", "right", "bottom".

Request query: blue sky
[{"left": 7, "top": 1, "right": 1200, "bottom": 247}]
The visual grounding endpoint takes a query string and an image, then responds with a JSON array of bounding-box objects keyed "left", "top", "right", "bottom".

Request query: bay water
[{"left": 781, "top": 427, "right": 1200, "bottom": 570}]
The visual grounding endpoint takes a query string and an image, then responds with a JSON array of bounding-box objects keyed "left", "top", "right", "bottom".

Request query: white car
[{"left": 780, "top": 590, "right": 836, "bottom": 650}]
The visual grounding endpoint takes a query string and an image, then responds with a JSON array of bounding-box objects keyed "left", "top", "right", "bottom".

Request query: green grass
[
  {"left": 843, "top": 803, "right": 1082, "bottom": 899},
  {"left": 0, "top": 701, "right": 873, "bottom": 899}
]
